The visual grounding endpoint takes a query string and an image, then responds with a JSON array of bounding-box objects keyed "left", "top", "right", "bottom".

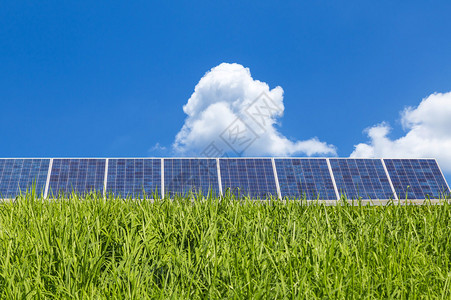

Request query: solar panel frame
[
  {"left": 274, "top": 158, "right": 338, "bottom": 200},
  {"left": 163, "top": 158, "right": 220, "bottom": 197},
  {"left": 329, "top": 158, "right": 396, "bottom": 200},
  {"left": 384, "top": 158, "right": 451, "bottom": 200},
  {"left": 0, "top": 158, "right": 51, "bottom": 198},
  {"left": 106, "top": 158, "right": 161, "bottom": 198},
  {"left": 219, "top": 158, "right": 278, "bottom": 199},
  {"left": 48, "top": 158, "right": 106, "bottom": 196}
]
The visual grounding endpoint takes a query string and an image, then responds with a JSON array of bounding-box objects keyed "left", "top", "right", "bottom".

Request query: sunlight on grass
[{"left": 0, "top": 191, "right": 450, "bottom": 298}]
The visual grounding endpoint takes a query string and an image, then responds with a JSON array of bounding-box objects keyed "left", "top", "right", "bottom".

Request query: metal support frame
[
  {"left": 44, "top": 158, "right": 53, "bottom": 199},
  {"left": 103, "top": 158, "right": 109, "bottom": 198},
  {"left": 381, "top": 159, "right": 398, "bottom": 200},
  {"left": 271, "top": 158, "right": 282, "bottom": 199},
  {"left": 216, "top": 158, "right": 223, "bottom": 197},
  {"left": 161, "top": 158, "right": 164, "bottom": 198},
  {"left": 326, "top": 158, "right": 340, "bottom": 200}
]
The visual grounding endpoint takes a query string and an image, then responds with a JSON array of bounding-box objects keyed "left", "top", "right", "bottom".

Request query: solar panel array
[
  {"left": 106, "top": 159, "right": 161, "bottom": 198},
  {"left": 384, "top": 159, "right": 450, "bottom": 199},
  {"left": 164, "top": 159, "right": 219, "bottom": 196},
  {"left": 49, "top": 159, "right": 106, "bottom": 196},
  {"left": 0, "top": 158, "right": 449, "bottom": 200},
  {"left": 275, "top": 159, "right": 336, "bottom": 200},
  {"left": 0, "top": 159, "right": 50, "bottom": 198},
  {"left": 330, "top": 159, "right": 395, "bottom": 200},
  {"left": 219, "top": 158, "right": 277, "bottom": 198}
]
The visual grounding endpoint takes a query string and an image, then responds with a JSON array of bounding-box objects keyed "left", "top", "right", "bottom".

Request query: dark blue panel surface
[
  {"left": 219, "top": 158, "right": 277, "bottom": 199},
  {"left": 106, "top": 159, "right": 161, "bottom": 198},
  {"left": 49, "top": 159, "right": 106, "bottom": 195},
  {"left": 0, "top": 159, "right": 50, "bottom": 198},
  {"left": 164, "top": 159, "right": 219, "bottom": 196},
  {"left": 384, "top": 159, "right": 450, "bottom": 199},
  {"left": 330, "top": 159, "right": 395, "bottom": 200},
  {"left": 275, "top": 159, "right": 337, "bottom": 200}
]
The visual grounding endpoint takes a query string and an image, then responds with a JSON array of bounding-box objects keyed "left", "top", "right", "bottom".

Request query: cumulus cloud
[
  {"left": 351, "top": 92, "right": 451, "bottom": 172},
  {"left": 173, "top": 63, "right": 336, "bottom": 157}
]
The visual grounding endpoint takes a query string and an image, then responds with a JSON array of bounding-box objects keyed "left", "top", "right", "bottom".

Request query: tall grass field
[{"left": 0, "top": 192, "right": 450, "bottom": 298}]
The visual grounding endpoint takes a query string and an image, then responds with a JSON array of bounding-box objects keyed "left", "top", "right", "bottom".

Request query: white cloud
[
  {"left": 351, "top": 92, "right": 451, "bottom": 172},
  {"left": 150, "top": 142, "right": 166, "bottom": 151},
  {"left": 148, "top": 142, "right": 167, "bottom": 156},
  {"left": 173, "top": 63, "right": 336, "bottom": 156}
]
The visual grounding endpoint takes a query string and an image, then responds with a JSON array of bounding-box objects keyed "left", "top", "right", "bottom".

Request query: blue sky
[{"left": 1, "top": 1, "right": 451, "bottom": 181}]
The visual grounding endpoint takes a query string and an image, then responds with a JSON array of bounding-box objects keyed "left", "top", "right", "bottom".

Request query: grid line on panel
[
  {"left": 106, "top": 159, "right": 161, "bottom": 198},
  {"left": 48, "top": 159, "right": 106, "bottom": 196},
  {"left": 384, "top": 159, "right": 450, "bottom": 200},
  {"left": 164, "top": 159, "right": 219, "bottom": 196},
  {"left": 275, "top": 158, "right": 337, "bottom": 200},
  {"left": 0, "top": 159, "right": 50, "bottom": 199},
  {"left": 329, "top": 159, "right": 395, "bottom": 200},
  {"left": 219, "top": 158, "right": 277, "bottom": 199}
]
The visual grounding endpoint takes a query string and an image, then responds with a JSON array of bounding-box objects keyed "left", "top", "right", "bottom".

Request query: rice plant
[{"left": 0, "top": 191, "right": 450, "bottom": 298}]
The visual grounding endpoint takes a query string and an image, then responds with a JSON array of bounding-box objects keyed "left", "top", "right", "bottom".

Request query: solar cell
[
  {"left": 275, "top": 158, "right": 337, "bottom": 200},
  {"left": 48, "top": 159, "right": 106, "bottom": 196},
  {"left": 384, "top": 159, "right": 450, "bottom": 199},
  {"left": 330, "top": 159, "right": 395, "bottom": 200},
  {"left": 0, "top": 159, "right": 50, "bottom": 198},
  {"left": 106, "top": 159, "right": 161, "bottom": 198},
  {"left": 219, "top": 158, "right": 277, "bottom": 198},
  {"left": 164, "top": 159, "right": 219, "bottom": 196}
]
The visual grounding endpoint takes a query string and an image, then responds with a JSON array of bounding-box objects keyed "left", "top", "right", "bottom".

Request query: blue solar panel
[
  {"left": 275, "top": 159, "right": 337, "bottom": 200},
  {"left": 384, "top": 159, "right": 450, "bottom": 199},
  {"left": 48, "top": 159, "right": 106, "bottom": 196},
  {"left": 164, "top": 159, "right": 219, "bottom": 196},
  {"left": 0, "top": 159, "right": 50, "bottom": 198},
  {"left": 219, "top": 158, "right": 277, "bottom": 198},
  {"left": 330, "top": 159, "right": 395, "bottom": 200},
  {"left": 106, "top": 159, "right": 161, "bottom": 198}
]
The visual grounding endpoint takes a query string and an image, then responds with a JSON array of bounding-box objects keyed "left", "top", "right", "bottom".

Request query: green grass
[{"left": 0, "top": 192, "right": 450, "bottom": 299}]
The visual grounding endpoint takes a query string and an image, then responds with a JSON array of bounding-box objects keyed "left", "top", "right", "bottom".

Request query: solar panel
[
  {"left": 0, "top": 159, "right": 50, "bottom": 198},
  {"left": 1, "top": 157, "right": 449, "bottom": 201},
  {"left": 48, "top": 159, "right": 106, "bottom": 196},
  {"left": 219, "top": 158, "right": 277, "bottom": 198},
  {"left": 329, "top": 159, "right": 395, "bottom": 200},
  {"left": 164, "top": 159, "right": 219, "bottom": 196},
  {"left": 275, "top": 158, "right": 337, "bottom": 200},
  {"left": 384, "top": 159, "right": 450, "bottom": 199},
  {"left": 106, "top": 159, "right": 161, "bottom": 198}
]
